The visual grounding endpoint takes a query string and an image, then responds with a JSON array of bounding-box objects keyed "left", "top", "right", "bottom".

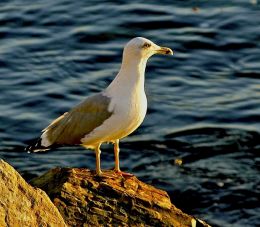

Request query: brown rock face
[
  {"left": 31, "top": 168, "right": 210, "bottom": 227},
  {"left": 0, "top": 160, "right": 67, "bottom": 227}
]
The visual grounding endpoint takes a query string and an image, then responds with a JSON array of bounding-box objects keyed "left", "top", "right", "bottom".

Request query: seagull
[{"left": 26, "top": 37, "right": 173, "bottom": 176}]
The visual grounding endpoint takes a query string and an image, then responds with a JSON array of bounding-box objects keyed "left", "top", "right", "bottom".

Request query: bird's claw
[{"left": 114, "top": 170, "right": 134, "bottom": 177}]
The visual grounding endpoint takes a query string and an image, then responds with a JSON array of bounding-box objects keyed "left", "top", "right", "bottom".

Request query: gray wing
[{"left": 42, "top": 93, "right": 113, "bottom": 145}]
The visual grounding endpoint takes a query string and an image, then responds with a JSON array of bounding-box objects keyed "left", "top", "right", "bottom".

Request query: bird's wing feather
[{"left": 42, "top": 93, "right": 113, "bottom": 145}]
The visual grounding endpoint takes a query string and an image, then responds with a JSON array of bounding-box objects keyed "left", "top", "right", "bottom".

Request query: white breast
[
  {"left": 81, "top": 52, "right": 148, "bottom": 147},
  {"left": 81, "top": 90, "right": 147, "bottom": 147},
  {"left": 107, "top": 90, "right": 147, "bottom": 140},
  {"left": 81, "top": 82, "right": 147, "bottom": 148}
]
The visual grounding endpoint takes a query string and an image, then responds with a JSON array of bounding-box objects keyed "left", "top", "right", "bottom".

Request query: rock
[
  {"left": 30, "top": 168, "right": 210, "bottom": 227},
  {"left": 0, "top": 160, "right": 67, "bottom": 227}
]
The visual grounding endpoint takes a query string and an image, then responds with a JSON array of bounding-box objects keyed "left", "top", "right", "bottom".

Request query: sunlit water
[{"left": 0, "top": 1, "right": 259, "bottom": 226}]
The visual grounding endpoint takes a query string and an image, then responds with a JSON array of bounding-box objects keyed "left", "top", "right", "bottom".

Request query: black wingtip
[{"left": 25, "top": 138, "right": 50, "bottom": 153}]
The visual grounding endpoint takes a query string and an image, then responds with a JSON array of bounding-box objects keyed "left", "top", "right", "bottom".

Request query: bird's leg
[
  {"left": 114, "top": 139, "right": 120, "bottom": 172},
  {"left": 95, "top": 144, "right": 102, "bottom": 176},
  {"left": 113, "top": 140, "right": 133, "bottom": 177}
]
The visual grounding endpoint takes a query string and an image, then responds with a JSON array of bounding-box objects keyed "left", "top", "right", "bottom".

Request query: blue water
[{"left": 0, "top": 1, "right": 259, "bottom": 226}]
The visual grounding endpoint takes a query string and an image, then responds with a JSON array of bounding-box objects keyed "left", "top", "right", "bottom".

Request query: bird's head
[{"left": 123, "top": 37, "right": 173, "bottom": 60}]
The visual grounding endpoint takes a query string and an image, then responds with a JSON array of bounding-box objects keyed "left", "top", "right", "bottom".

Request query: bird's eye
[{"left": 143, "top": 43, "right": 151, "bottom": 48}]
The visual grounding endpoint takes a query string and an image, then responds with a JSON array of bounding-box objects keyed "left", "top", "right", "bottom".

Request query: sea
[{"left": 0, "top": 0, "right": 259, "bottom": 226}]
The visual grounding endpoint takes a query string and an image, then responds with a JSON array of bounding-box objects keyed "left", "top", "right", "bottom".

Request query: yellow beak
[{"left": 157, "top": 46, "right": 174, "bottom": 55}]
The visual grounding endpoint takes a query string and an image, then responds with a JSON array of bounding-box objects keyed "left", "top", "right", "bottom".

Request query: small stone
[{"left": 175, "top": 158, "right": 183, "bottom": 166}]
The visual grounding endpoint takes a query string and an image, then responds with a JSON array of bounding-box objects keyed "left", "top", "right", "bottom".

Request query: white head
[{"left": 123, "top": 37, "right": 173, "bottom": 60}]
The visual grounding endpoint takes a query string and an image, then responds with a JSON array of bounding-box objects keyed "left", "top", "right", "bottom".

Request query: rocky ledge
[
  {"left": 0, "top": 159, "right": 210, "bottom": 227},
  {"left": 30, "top": 167, "right": 210, "bottom": 227}
]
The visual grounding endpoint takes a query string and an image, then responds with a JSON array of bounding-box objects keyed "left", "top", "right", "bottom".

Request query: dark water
[{"left": 0, "top": 0, "right": 259, "bottom": 226}]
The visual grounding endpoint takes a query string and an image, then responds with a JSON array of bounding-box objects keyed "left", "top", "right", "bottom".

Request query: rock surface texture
[
  {"left": 0, "top": 160, "right": 67, "bottom": 227},
  {"left": 31, "top": 167, "right": 210, "bottom": 227}
]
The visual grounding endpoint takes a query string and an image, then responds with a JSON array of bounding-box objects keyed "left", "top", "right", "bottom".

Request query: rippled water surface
[{"left": 0, "top": 0, "right": 259, "bottom": 226}]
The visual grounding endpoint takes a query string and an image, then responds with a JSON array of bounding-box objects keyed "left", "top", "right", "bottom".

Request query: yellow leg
[
  {"left": 114, "top": 139, "right": 120, "bottom": 172},
  {"left": 113, "top": 140, "right": 133, "bottom": 177},
  {"left": 95, "top": 144, "right": 102, "bottom": 176}
]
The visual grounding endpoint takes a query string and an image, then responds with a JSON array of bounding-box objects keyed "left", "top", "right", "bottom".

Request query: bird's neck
[{"left": 105, "top": 55, "right": 147, "bottom": 96}]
